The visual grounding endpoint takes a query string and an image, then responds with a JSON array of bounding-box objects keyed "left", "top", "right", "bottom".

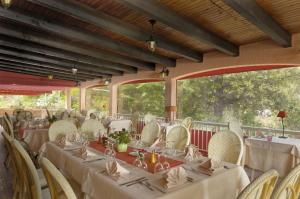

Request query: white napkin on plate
[
  {"left": 184, "top": 145, "right": 202, "bottom": 162},
  {"left": 74, "top": 147, "right": 88, "bottom": 160},
  {"left": 163, "top": 167, "right": 187, "bottom": 189},
  {"left": 55, "top": 135, "right": 66, "bottom": 148},
  {"left": 67, "top": 133, "right": 78, "bottom": 143},
  {"left": 198, "top": 158, "right": 222, "bottom": 175},
  {"left": 105, "top": 160, "right": 129, "bottom": 180}
]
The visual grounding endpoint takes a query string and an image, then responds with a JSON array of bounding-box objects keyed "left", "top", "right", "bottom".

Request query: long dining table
[{"left": 43, "top": 141, "right": 250, "bottom": 199}]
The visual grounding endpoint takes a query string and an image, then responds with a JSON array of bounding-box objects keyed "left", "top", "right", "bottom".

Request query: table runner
[{"left": 89, "top": 141, "right": 182, "bottom": 173}]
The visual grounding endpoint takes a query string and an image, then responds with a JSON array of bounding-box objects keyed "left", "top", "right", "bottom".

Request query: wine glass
[
  {"left": 133, "top": 152, "right": 148, "bottom": 171},
  {"left": 154, "top": 152, "right": 164, "bottom": 173}
]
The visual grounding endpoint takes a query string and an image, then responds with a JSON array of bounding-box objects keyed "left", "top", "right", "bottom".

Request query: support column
[
  {"left": 109, "top": 83, "right": 118, "bottom": 116},
  {"left": 65, "top": 88, "right": 72, "bottom": 111},
  {"left": 165, "top": 78, "right": 177, "bottom": 120},
  {"left": 79, "top": 87, "right": 86, "bottom": 111}
]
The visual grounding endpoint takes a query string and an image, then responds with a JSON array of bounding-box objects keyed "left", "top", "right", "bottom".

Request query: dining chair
[
  {"left": 166, "top": 125, "right": 190, "bottom": 151},
  {"left": 40, "top": 157, "right": 77, "bottom": 199},
  {"left": 271, "top": 164, "right": 300, "bottom": 199},
  {"left": 48, "top": 120, "right": 78, "bottom": 141},
  {"left": 140, "top": 121, "right": 161, "bottom": 146},
  {"left": 237, "top": 169, "right": 279, "bottom": 199},
  {"left": 81, "top": 119, "right": 105, "bottom": 139},
  {"left": 12, "top": 139, "right": 45, "bottom": 199},
  {"left": 144, "top": 113, "right": 156, "bottom": 124},
  {"left": 181, "top": 117, "right": 193, "bottom": 130},
  {"left": 208, "top": 130, "right": 243, "bottom": 165}
]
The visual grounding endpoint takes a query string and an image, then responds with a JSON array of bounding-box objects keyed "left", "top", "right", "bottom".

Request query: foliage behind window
[
  {"left": 118, "top": 82, "right": 165, "bottom": 117},
  {"left": 86, "top": 86, "right": 109, "bottom": 112},
  {"left": 177, "top": 67, "right": 300, "bottom": 130}
]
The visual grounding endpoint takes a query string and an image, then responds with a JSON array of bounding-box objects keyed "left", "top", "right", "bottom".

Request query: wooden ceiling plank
[
  {"left": 0, "top": 47, "right": 119, "bottom": 76},
  {"left": 0, "top": 23, "right": 154, "bottom": 70},
  {"left": 0, "top": 7, "right": 175, "bottom": 67},
  {"left": 116, "top": 0, "right": 239, "bottom": 56},
  {"left": 0, "top": 60, "right": 100, "bottom": 79},
  {"left": 224, "top": 0, "right": 291, "bottom": 47},
  {"left": 28, "top": 0, "right": 203, "bottom": 62},
  {"left": 0, "top": 35, "right": 137, "bottom": 73}
]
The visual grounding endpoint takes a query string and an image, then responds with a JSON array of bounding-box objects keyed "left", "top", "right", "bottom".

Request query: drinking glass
[
  {"left": 154, "top": 152, "right": 164, "bottom": 173},
  {"left": 133, "top": 152, "right": 148, "bottom": 171}
]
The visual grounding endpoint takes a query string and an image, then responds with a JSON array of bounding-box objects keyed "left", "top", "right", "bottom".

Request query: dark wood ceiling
[{"left": 0, "top": 0, "right": 299, "bottom": 82}]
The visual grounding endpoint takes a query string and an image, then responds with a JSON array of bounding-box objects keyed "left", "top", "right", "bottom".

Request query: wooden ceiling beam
[
  {"left": 0, "top": 47, "right": 120, "bottom": 76},
  {"left": 0, "top": 35, "right": 137, "bottom": 73},
  {"left": 0, "top": 23, "right": 154, "bottom": 71},
  {"left": 0, "top": 8, "right": 175, "bottom": 67},
  {"left": 224, "top": 0, "right": 291, "bottom": 47},
  {"left": 0, "top": 54, "right": 106, "bottom": 78},
  {"left": 0, "top": 60, "right": 101, "bottom": 79},
  {"left": 28, "top": 0, "right": 203, "bottom": 62},
  {"left": 116, "top": 0, "right": 239, "bottom": 56},
  {"left": 0, "top": 65, "right": 86, "bottom": 82}
]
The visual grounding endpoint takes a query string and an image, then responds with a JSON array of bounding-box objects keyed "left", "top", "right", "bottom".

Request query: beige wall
[{"left": 81, "top": 33, "right": 300, "bottom": 116}]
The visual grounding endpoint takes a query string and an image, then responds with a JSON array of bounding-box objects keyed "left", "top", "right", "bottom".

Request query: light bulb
[
  {"left": 48, "top": 75, "right": 53, "bottom": 80},
  {"left": 147, "top": 40, "right": 156, "bottom": 52},
  {"left": 1, "top": 0, "right": 12, "bottom": 9},
  {"left": 72, "top": 68, "right": 78, "bottom": 75}
]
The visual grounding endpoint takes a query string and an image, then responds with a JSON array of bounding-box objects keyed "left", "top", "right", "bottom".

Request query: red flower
[{"left": 277, "top": 111, "right": 287, "bottom": 118}]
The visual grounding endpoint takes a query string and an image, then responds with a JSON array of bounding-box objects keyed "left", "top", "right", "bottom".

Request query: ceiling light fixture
[
  {"left": 147, "top": 19, "right": 156, "bottom": 52},
  {"left": 48, "top": 74, "right": 53, "bottom": 80},
  {"left": 160, "top": 66, "right": 169, "bottom": 79},
  {"left": 1, "top": 0, "right": 12, "bottom": 9},
  {"left": 72, "top": 68, "right": 78, "bottom": 75},
  {"left": 104, "top": 78, "right": 111, "bottom": 85}
]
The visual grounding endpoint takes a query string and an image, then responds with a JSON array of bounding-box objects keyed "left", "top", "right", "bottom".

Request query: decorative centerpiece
[
  {"left": 277, "top": 110, "right": 287, "bottom": 138},
  {"left": 109, "top": 129, "right": 131, "bottom": 152}
]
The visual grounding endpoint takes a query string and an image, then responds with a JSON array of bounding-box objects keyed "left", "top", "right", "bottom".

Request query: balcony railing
[{"left": 114, "top": 113, "right": 300, "bottom": 155}]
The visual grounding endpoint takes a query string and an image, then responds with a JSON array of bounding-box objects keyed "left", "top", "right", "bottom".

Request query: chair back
[
  {"left": 208, "top": 130, "right": 243, "bottom": 165},
  {"left": 166, "top": 125, "right": 190, "bottom": 151},
  {"left": 48, "top": 120, "right": 77, "bottom": 141},
  {"left": 140, "top": 121, "right": 161, "bottom": 146},
  {"left": 237, "top": 169, "right": 278, "bottom": 199},
  {"left": 81, "top": 119, "right": 105, "bottom": 139},
  {"left": 3, "top": 114, "right": 14, "bottom": 138},
  {"left": 144, "top": 113, "right": 156, "bottom": 125},
  {"left": 181, "top": 117, "right": 192, "bottom": 130},
  {"left": 12, "top": 139, "right": 42, "bottom": 199},
  {"left": 272, "top": 164, "right": 300, "bottom": 199},
  {"left": 41, "top": 157, "right": 77, "bottom": 199}
]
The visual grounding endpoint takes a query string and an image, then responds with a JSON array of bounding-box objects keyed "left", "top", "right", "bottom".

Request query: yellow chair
[
  {"left": 272, "top": 164, "right": 300, "bottom": 199},
  {"left": 181, "top": 117, "right": 193, "bottom": 130},
  {"left": 237, "top": 169, "right": 279, "bottom": 199},
  {"left": 41, "top": 157, "right": 77, "bottom": 199},
  {"left": 208, "top": 130, "right": 243, "bottom": 165},
  {"left": 12, "top": 139, "right": 44, "bottom": 199}
]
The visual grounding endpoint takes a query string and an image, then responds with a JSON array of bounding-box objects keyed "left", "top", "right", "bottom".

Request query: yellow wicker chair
[
  {"left": 140, "top": 121, "right": 161, "bottom": 146},
  {"left": 237, "top": 169, "right": 279, "bottom": 199},
  {"left": 48, "top": 120, "right": 77, "bottom": 141},
  {"left": 166, "top": 125, "right": 190, "bottom": 151},
  {"left": 208, "top": 130, "right": 243, "bottom": 165},
  {"left": 12, "top": 139, "right": 44, "bottom": 199},
  {"left": 181, "top": 117, "right": 193, "bottom": 130},
  {"left": 272, "top": 164, "right": 300, "bottom": 199},
  {"left": 41, "top": 157, "right": 77, "bottom": 199}
]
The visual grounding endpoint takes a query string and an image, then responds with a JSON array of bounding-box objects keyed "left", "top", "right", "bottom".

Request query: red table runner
[{"left": 89, "top": 141, "right": 183, "bottom": 173}]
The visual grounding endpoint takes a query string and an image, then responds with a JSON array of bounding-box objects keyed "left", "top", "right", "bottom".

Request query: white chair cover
[
  {"left": 54, "top": 108, "right": 66, "bottom": 120},
  {"left": 166, "top": 125, "right": 190, "bottom": 151},
  {"left": 81, "top": 119, "right": 106, "bottom": 138},
  {"left": 48, "top": 120, "right": 77, "bottom": 141},
  {"left": 140, "top": 121, "right": 161, "bottom": 146},
  {"left": 208, "top": 130, "right": 243, "bottom": 165}
]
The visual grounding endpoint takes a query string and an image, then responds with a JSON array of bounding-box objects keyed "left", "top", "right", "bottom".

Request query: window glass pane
[
  {"left": 118, "top": 82, "right": 165, "bottom": 116},
  {"left": 86, "top": 86, "right": 109, "bottom": 112},
  {"left": 71, "top": 88, "right": 80, "bottom": 110},
  {"left": 177, "top": 67, "right": 300, "bottom": 130}
]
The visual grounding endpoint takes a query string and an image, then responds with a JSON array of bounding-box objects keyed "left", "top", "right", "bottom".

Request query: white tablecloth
[
  {"left": 110, "top": 120, "right": 132, "bottom": 132},
  {"left": 44, "top": 142, "right": 249, "bottom": 199},
  {"left": 245, "top": 137, "right": 300, "bottom": 177},
  {"left": 23, "top": 128, "right": 49, "bottom": 153}
]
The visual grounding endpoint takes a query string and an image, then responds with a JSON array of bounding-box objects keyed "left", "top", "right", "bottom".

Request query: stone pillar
[
  {"left": 109, "top": 83, "right": 118, "bottom": 116},
  {"left": 65, "top": 88, "right": 72, "bottom": 111},
  {"left": 165, "top": 78, "right": 177, "bottom": 120},
  {"left": 79, "top": 87, "right": 86, "bottom": 111}
]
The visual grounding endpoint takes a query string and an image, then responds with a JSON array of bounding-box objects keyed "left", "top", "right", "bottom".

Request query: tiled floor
[{"left": 0, "top": 135, "right": 13, "bottom": 199}]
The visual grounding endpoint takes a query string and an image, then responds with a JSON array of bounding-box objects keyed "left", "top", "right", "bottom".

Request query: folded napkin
[
  {"left": 105, "top": 160, "right": 129, "bottom": 180},
  {"left": 184, "top": 145, "right": 203, "bottom": 162},
  {"left": 198, "top": 158, "right": 222, "bottom": 176},
  {"left": 55, "top": 135, "right": 66, "bottom": 148},
  {"left": 162, "top": 167, "right": 187, "bottom": 189},
  {"left": 67, "top": 133, "right": 78, "bottom": 143},
  {"left": 74, "top": 147, "right": 88, "bottom": 160}
]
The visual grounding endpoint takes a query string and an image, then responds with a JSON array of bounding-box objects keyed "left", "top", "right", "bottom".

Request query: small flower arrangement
[{"left": 109, "top": 129, "right": 131, "bottom": 144}]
